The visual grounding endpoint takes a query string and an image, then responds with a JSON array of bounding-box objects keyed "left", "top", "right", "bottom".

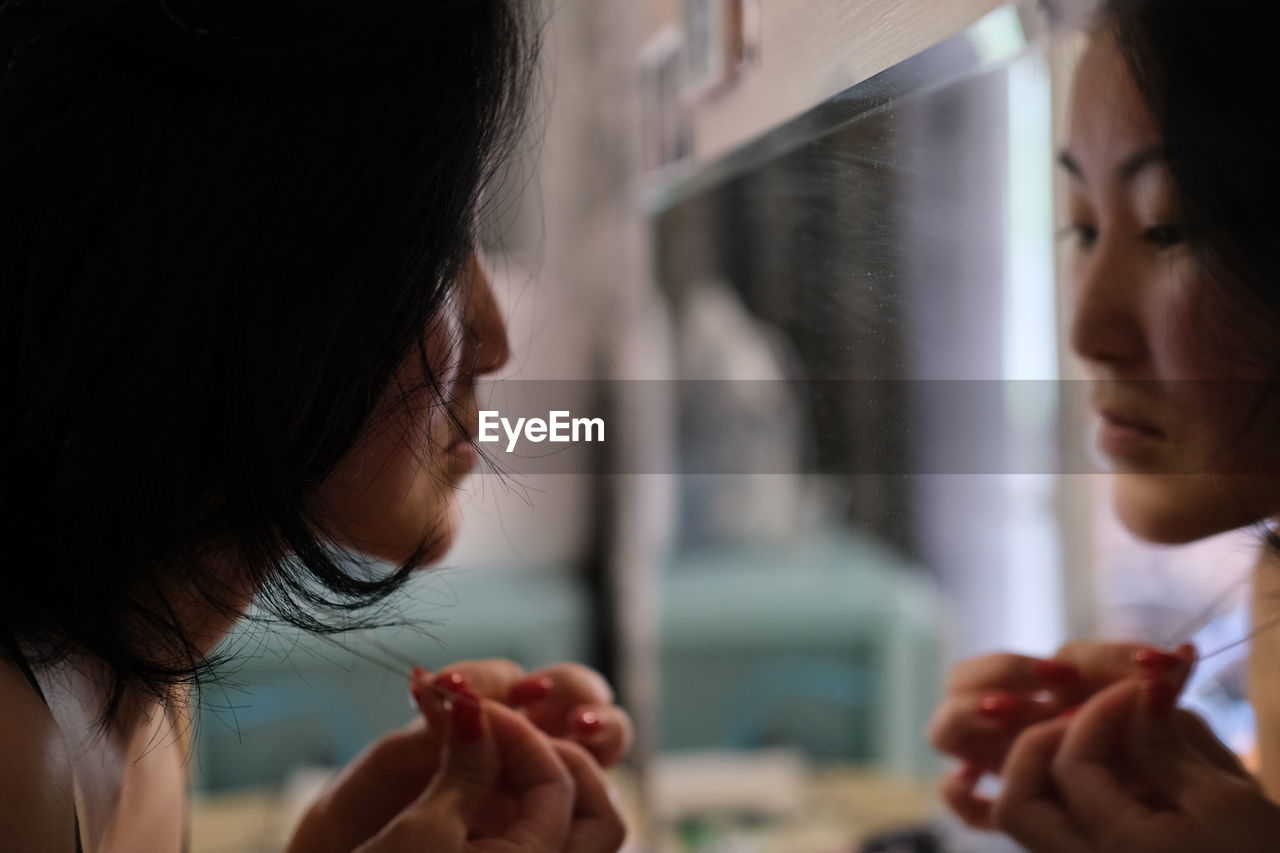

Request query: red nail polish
[
  {"left": 1032, "top": 660, "right": 1079, "bottom": 684},
  {"left": 574, "top": 709, "right": 606, "bottom": 736},
  {"left": 976, "top": 693, "right": 1020, "bottom": 719},
  {"left": 1134, "top": 648, "right": 1180, "bottom": 675},
  {"left": 1058, "top": 704, "right": 1080, "bottom": 720},
  {"left": 434, "top": 671, "right": 468, "bottom": 694},
  {"left": 509, "top": 676, "right": 553, "bottom": 706},
  {"left": 959, "top": 759, "right": 984, "bottom": 781},
  {"left": 1143, "top": 678, "right": 1177, "bottom": 717},
  {"left": 451, "top": 688, "right": 484, "bottom": 742},
  {"left": 409, "top": 679, "right": 437, "bottom": 714}
]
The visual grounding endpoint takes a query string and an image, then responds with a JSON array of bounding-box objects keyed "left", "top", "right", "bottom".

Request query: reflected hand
[
  {"left": 928, "top": 641, "right": 1194, "bottom": 828},
  {"left": 992, "top": 672, "right": 1277, "bottom": 852}
]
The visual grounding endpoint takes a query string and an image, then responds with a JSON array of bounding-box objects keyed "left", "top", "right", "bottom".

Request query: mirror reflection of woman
[
  {"left": 0, "top": 3, "right": 630, "bottom": 851},
  {"left": 931, "top": 1, "right": 1280, "bottom": 849}
]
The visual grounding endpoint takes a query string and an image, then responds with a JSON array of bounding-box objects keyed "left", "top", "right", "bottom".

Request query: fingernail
[
  {"left": 434, "top": 671, "right": 468, "bottom": 694},
  {"left": 976, "top": 693, "right": 1021, "bottom": 720},
  {"left": 1142, "top": 677, "right": 1177, "bottom": 717},
  {"left": 451, "top": 687, "right": 484, "bottom": 742},
  {"left": 409, "top": 678, "right": 438, "bottom": 714},
  {"left": 509, "top": 676, "right": 553, "bottom": 706},
  {"left": 1058, "top": 704, "right": 1080, "bottom": 720},
  {"left": 1134, "top": 648, "right": 1180, "bottom": 675},
  {"left": 959, "top": 759, "right": 984, "bottom": 781},
  {"left": 1032, "top": 660, "right": 1079, "bottom": 684},
  {"left": 1175, "top": 642, "right": 1199, "bottom": 662},
  {"left": 573, "top": 708, "right": 606, "bottom": 737},
  {"left": 409, "top": 666, "right": 431, "bottom": 706}
]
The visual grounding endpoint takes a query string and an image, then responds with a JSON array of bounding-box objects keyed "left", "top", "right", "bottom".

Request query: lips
[
  {"left": 1097, "top": 407, "right": 1165, "bottom": 439},
  {"left": 1093, "top": 398, "right": 1167, "bottom": 463}
]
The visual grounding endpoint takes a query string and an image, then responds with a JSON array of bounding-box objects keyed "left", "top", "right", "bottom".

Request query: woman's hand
[
  {"left": 929, "top": 641, "right": 1194, "bottom": 827},
  {"left": 990, "top": 671, "right": 1280, "bottom": 852},
  {"left": 426, "top": 659, "right": 634, "bottom": 768},
  {"left": 286, "top": 660, "right": 630, "bottom": 852}
]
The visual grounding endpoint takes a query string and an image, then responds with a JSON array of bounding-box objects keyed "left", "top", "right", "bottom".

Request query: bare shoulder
[{"left": 0, "top": 656, "right": 78, "bottom": 853}]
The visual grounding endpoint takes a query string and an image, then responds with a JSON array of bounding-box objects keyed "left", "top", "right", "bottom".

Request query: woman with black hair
[
  {"left": 929, "top": 0, "right": 1280, "bottom": 849},
  {"left": 0, "top": 1, "right": 629, "bottom": 850}
]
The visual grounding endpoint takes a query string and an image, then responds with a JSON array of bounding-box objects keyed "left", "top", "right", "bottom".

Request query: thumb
[
  {"left": 420, "top": 685, "right": 496, "bottom": 813},
  {"left": 415, "top": 675, "right": 497, "bottom": 817},
  {"left": 359, "top": 680, "right": 496, "bottom": 851},
  {"left": 1127, "top": 675, "right": 1242, "bottom": 816}
]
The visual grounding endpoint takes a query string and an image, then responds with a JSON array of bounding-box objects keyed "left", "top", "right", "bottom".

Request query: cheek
[
  {"left": 315, "top": 300, "right": 471, "bottom": 565},
  {"left": 317, "top": 403, "right": 462, "bottom": 564},
  {"left": 1152, "top": 254, "right": 1279, "bottom": 381},
  {"left": 1148, "top": 262, "right": 1280, "bottom": 455}
]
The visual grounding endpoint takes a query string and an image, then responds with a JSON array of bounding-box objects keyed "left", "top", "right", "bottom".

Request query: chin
[
  {"left": 412, "top": 534, "right": 455, "bottom": 567},
  {"left": 1112, "top": 472, "right": 1267, "bottom": 545},
  {"left": 409, "top": 507, "right": 462, "bottom": 568},
  {"left": 352, "top": 508, "right": 459, "bottom": 568}
]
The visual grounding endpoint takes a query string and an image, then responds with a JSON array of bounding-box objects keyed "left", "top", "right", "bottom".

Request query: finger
[
  {"left": 994, "top": 719, "right": 1092, "bottom": 853},
  {"left": 1052, "top": 641, "right": 1162, "bottom": 692},
  {"left": 1051, "top": 679, "right": 1161, "bottom": 831},
  {"left": 416, "top": 683, "right": 496, "bottom": 821},
  {"left": 354, "top": 716, "right": 436, "bottom": 788},
  {"left": 513, "top": 663, "right": 615, "bottom": 737},
  {"left": 1128, "top": 676, "right": 1255, "bottom": 819},
  {"left": 1172, "top": 709, "right": 1249, "bottom": 778},
  {"left": 928, "top": 690, "right": 1067, "bottom": 761},
  {"left": 564, "top": 703, "right": 634, "bottom": 768},
  {"left": 947, "top": 652, "right": 1082, "bottom": 693},
  {"left": 367, "top": 683, "right": 497, "bottom": 851},
  {"left": 435, "top": 659, "right": 529, "bottom": 703},
  {"left": 484, "top": 702, "right": 575, "bottom": 850},
  {"left": 438, "top": 660, "right": 626, "bottom": 761},
  {"left": 552, "top": 741, "right": 628, "bottom": 853},
  {"left": 938, "top": 761, "right": 995, "bottom": 830}
]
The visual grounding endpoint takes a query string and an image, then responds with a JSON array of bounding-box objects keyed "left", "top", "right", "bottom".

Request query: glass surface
[{"left": 647, "top": 4, "right": 1058, "bottom": 789}]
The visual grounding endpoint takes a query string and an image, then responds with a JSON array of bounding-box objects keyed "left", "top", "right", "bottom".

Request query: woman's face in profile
[
  {"left": 316, "top": 253, "right": 509, "bottom": 565},
  {"left": 1064, "top": 30, "right": 1280, "bottom": 543}
]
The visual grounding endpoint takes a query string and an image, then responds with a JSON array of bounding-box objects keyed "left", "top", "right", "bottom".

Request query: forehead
[{"left": 1068, "top": 30, "right": 1162, "bottom": 165}]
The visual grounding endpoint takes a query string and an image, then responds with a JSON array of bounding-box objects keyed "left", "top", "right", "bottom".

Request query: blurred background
[{"left": 190, "top": 1, "right": 1260, "bottom": 851}]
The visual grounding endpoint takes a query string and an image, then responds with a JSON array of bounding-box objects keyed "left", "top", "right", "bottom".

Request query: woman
[
  {"left": 0, "top": 1, "right": 629, "bottom": 850},
  {"left": 930, "top": 0, "right": 1280, "bottom": 848}
]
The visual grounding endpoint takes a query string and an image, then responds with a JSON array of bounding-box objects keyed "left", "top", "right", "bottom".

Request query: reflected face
[
  {"left": 316, "top": 252, "right": 510, "bottom": 564},
  {"left": 1064, "top": 31, "right": 1280, "bottom": 543}
]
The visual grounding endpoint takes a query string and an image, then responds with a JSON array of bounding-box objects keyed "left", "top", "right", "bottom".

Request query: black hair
[
  {"left": 1100, "top": 0, "right": 1280, "bottom": 315},
  {"left": 0, "top": 0, "right": 539, "bottom": 722}
]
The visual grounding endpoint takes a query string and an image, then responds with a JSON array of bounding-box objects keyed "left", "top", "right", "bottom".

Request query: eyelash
[
  {"left": 1057, "top": 222, "right": 1185, "bottom": 251},
  {"left": 1059, "top": 223, "right": 1097, "bottom": 250},
  {"left": 1142, "top": 224, "right": 1184, "bottom": 248}
]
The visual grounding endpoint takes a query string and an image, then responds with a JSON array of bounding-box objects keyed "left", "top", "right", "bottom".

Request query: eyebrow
[{"left": 1057, "top": 145, "right": 1166, "bottom": 184}]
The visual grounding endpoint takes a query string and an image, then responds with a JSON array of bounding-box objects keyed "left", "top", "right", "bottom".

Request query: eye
[
  {"left": 1142, "top": 223, "right": 1184, "bottom": 248},
  {"left": 1059, "top": 222, "right": 1098, "bottom": 251}
]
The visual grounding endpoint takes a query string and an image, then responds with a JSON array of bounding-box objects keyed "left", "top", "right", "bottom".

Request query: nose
[
  {"left": 1067, "top": 233, "right": 1148, "bottom": 374},
  {"left": 462, "top": 252, "right": 511, "bottom": 378}
]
